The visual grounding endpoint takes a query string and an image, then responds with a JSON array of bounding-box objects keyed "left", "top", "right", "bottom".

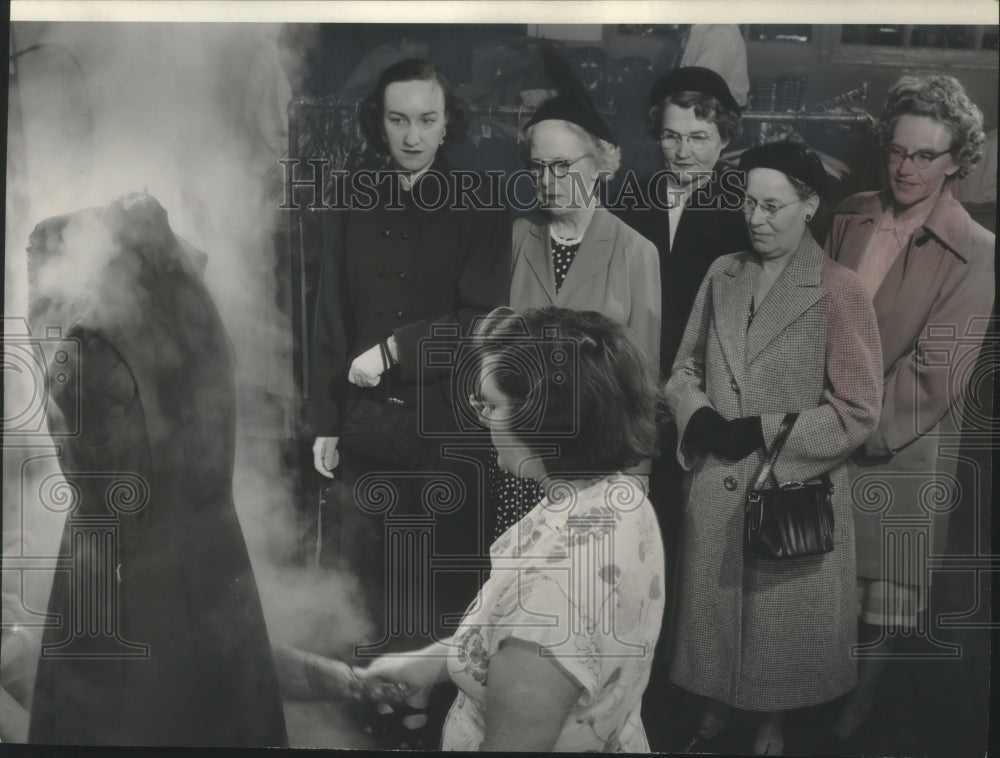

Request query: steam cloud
[{"left": 5, "top": 21, "right": 373, "bottom": 747}]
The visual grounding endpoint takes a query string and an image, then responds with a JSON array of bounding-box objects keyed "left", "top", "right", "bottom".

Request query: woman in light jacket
[
  {"left": 489, "top": 41, "right": 660, "bottom": 540},
  {"left": 665, "top": 142, "right": 883, "bottom": 755},
  {"left": 825, "top": 74, "right": 995, "bottom": 741}
]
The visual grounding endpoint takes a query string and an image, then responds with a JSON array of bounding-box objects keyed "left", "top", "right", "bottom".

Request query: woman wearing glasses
[
  {"left": 359, "top": 306, "right": 665, "bottom": 752},
  {"left": 825, "top": 74, "right": 995, "bottom": 742},
  {"left": 495, "top": 42, "right": 660, "bottom": 540},
  {"left": 665, "top": 141, "right": 883, "bottom": 755},
  {"left": 615, "top": 70, "right": 750, "bottom": 728},
  {"left": 619, "top": 67, "right": 749, "bottom": 380}
]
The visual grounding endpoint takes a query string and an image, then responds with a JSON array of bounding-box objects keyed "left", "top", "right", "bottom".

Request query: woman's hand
[
  {"left": 313, "top": 436, "right": 339, "bottom": 478},
  {"left": 271, "top": 642, "right": 364, "bottom": 701},
  {"left": 357, "top": 649, "right": 447, "bottom": 695},
  {"left": 686, "top": 407, "right": 763, "bottom": 461}
]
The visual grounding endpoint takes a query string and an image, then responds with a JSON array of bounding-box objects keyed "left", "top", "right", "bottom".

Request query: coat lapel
[
  {"left": 711, "top": 254, "right": 753, "bottom": 388},
  {"left": 834, "top": 193, "right": 883, "bottom": 272},
  {"left": 745, "top": 234, "right": 825, "bottom": 364},
  {"left": 556, "top": 207, "right": 614, "bottom": 302},
  {"left": 871, "top": 190, "right": 972, "bottom": 323},
  {"left": 523, "top": 218, "right": 557, "bottom": 303}
]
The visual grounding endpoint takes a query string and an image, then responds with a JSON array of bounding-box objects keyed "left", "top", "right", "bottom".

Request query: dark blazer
[
  {"left": 615, "top": 163, "right": 749, "bottom": 377},
  {"left": 308, "top": 159, "right": 512, "bottom": 437}
]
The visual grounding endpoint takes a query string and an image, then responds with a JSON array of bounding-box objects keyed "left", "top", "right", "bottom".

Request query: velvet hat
[
  {"left": 648, "top": 66, "right": 741, "bottom": 115},
  {"left": 525, "top": 40, "right": 616, "bottom": 145},
  {"left": 738, "top": 140, "right": 829, "bottom": 199}
]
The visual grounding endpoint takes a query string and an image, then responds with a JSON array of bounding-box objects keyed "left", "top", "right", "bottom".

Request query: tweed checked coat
[
  {"left": 825, "top": 190, "right": 995, "bottom": 587},
  {"left": 664, "top": 233, "right": 883, "bottom": 710}
]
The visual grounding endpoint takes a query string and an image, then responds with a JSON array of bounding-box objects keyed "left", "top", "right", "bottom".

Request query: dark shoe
[
  {"left": 833, "top": 692, "right": 873, "bottom": 742},
  {"left": 681, "top": 706, "right": 730, "bottom": 753},
  {"left": 752, "top": 721, "right": 784, "bottom": 756}
]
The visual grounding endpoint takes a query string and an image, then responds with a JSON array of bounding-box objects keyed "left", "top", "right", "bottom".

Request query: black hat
[
  {"left": 648, "top": 66, "right": 741, "bottom": 115},
  {"left": 525, "top": 40, "right": 616, "bottom": 145},
  {"left": 739, "top": 141, "right": 829, "bottom": 199}
]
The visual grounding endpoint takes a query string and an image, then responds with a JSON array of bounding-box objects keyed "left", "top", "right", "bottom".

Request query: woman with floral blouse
[{"left": 358, "top": 306, "right": 666, "bottom": 752}]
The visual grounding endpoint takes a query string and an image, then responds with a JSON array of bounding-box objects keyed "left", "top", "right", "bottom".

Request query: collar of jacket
[
  {"left": 640, "top": 160, "right": 741, "bottom": 209},
  {"left": 526, "top": 204, "right": 615, "bottom": 244},
  {"left": 714, "top": 230, "right": 825, "bottom": 370},
  {"left": 833, "top": 188, "right": 974, "bottom": 263},
  {"left": 523, "top": 206, "right": 616, "bottom": 301},
  {"left": 719, "top": 229, "right": 824, "bottom": 286}
]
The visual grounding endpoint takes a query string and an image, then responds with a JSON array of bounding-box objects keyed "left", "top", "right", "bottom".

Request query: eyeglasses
[
  {"left": 526, "top": 155, "right": 590, "bottom": 179},
  {"left": 883, "top": 144, "right": 952, "bottom": 170},
  {"left": 468, "top": 393, "right": 522, "bottom": 422},
  {"left": 658, "top": 129, "right": 718, "bottom": 149},
  {"left": 741, "top": 194, "right": 803, "bottom": 219}
]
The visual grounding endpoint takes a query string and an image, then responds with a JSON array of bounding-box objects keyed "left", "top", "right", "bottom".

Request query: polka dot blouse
[{"left": 551, "top": 235, "right": 581, "bottom": 293}]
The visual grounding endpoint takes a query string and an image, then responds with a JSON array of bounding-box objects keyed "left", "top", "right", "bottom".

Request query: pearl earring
[{"left": 805, "top": 213, "right": 813, "bottom": 221}]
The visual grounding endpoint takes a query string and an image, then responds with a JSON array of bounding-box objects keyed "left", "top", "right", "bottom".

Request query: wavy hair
[
  {"left": 473, "top": 306, "right": 659, "bottom": 477},
  {"left": 647, "top": 90, "right": 742, "bottom": 144},
  {"left": 358, "top": 58, "right": 471, "bottom": 155},
  {"left": 880, "top": 74, "right": 985, "bottom": 180}
]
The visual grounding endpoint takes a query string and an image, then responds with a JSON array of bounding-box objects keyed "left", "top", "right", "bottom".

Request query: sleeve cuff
[
  {"left": 675, "top": 398, "right": 711, "bottom": 471},
  {"left": 392, "top": 319, "right": 430, "bottom": 382}
]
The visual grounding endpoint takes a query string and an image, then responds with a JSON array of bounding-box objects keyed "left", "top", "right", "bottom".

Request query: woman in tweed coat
[{"left": 665, "top": 142, "right": 883, "bottom": 755}]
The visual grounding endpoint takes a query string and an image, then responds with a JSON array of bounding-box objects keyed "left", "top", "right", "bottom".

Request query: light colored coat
[
  {"left": 510, "top": 207, "right": 661, "bottom": 382},
  {"left": 665, "top": 233, "right": 883, "bottom": 710},
  {"left": 825, "top": 190, "right": 995, "bottom": 584}
]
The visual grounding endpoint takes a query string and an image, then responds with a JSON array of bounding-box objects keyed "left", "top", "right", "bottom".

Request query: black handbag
[
  {"left": 745, "top": 412, "right": 834, "bottom": 560},
  {"left": 339, "top": 390, "right": 422, "bottom": 469}
]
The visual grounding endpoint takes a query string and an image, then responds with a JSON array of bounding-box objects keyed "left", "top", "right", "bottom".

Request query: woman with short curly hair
[
  {"left": 878, "top": 73, "right": 986, "bottom": 180},
  {"left": 359, "top": 306, "right": 666, "bottom": 752},
  {"left": 825, "top": 72, "right": 995, "bottom": 742}
]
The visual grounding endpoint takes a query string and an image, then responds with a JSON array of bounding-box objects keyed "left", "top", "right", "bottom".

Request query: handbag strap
[{"left": 750, "top": 412, "right": 799, "bottom": 495}]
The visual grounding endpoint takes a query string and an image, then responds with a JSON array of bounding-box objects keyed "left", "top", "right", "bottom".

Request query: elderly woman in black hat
[
  {"left": 489, "top": 42, "right": 661, "bottom": 540},
  {"left": 664, "top": 141, "right": 883, "bottom": 755}
]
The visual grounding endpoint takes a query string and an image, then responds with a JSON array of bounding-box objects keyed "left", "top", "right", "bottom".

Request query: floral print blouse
[{"left": 441, "top": 474, "right": 665, "bottom": 752}]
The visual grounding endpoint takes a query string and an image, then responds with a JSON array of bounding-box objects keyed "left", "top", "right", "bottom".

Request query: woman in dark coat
[
  {"left": 308, "top": 58, "right": 510, "bottom": 747},
  {"left": 665, "top": 143, "right": 883, "bottom": 755},
  {"left": 26, "top": 195, "right": 287, "bottom": 747},
  {"left": 825, "top": 73, "right": 995, "bottom": 742},
  {"left": 614, "top": 68, "right": 749, "bottom": 735}
]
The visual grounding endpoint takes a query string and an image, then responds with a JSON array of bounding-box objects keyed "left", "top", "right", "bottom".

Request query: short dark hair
[
  {"left": 473, "top": 306, "right": 659, "bottom": 477},
  {"left": 647, "top": 90, "right": 742, "bottom": 144},
  {"left": 358, "top": 58, "right": 471, "bottom": 155},
  {"left": 880, "top": 73, "right": 986, "bottom": 180}
]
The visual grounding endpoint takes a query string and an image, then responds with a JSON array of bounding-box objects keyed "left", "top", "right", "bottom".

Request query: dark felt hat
[
  {"left": 648, "top": 66, "right": 741, "bottom": 115},
  {"left": 525, "top": 40, "right": 616, "bottom": 145},
  {"left": 739, "top": 140, "right": 829, "bottom": 199}
]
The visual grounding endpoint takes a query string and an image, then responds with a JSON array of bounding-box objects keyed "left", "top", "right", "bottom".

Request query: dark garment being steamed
[{"left": 26, "top": 196, "right": 287, "bottom": 747}]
